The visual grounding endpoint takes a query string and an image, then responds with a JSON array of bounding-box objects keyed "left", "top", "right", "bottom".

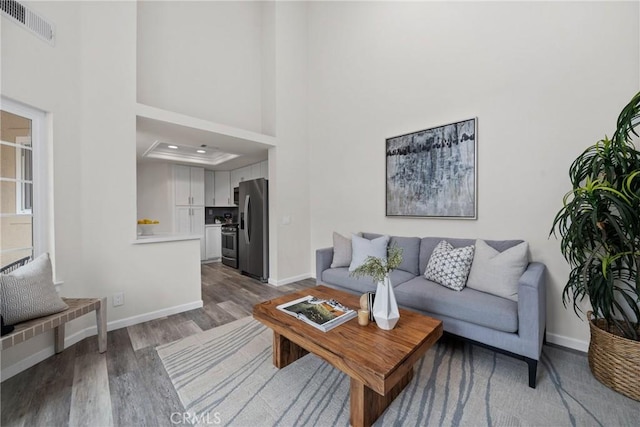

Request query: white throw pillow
[
  {"left": 348, "top": 234, "right": 390, "bottom": 272},
  {"left": 424, "top": 240, "right": 475, "bottom": 291},
  {"left": 467, "top": 239, "right": 529, "bottom": 301}
]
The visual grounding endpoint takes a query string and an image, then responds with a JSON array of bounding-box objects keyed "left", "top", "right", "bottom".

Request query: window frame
[
  {"left": 1, "top": 96, "right": 49, "bottom": 259},
  {"left": 14, "top": 135, "right": 33, "bottom": 215}
]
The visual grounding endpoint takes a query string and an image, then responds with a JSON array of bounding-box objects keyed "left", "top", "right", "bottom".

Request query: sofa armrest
[
  {"left": 517, "top": 262, "right": 547, "bottom": 360},
  {"left": 315, "top": 247, "right": 334, "bottom": 285}
]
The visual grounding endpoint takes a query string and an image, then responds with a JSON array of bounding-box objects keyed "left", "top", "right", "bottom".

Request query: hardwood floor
[{"left": 0, "top": 263, "right": 314, "bottom": 427}]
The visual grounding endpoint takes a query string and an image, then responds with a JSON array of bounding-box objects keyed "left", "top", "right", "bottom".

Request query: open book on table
[{"left": 276, "top": 295, "right": 357, "bottom": 332}]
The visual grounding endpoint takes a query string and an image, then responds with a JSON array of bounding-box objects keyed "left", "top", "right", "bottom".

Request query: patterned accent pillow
[
  {"left": 424, "top": 240, "right": 475, "bottom": 291},
  {"left": 0, "top": 253, "right": 68, "bottom": 325}
]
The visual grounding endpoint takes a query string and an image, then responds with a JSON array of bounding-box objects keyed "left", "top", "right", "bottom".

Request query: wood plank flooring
[{"left": 0, "top": 263, "right": 314, "bottom": 427}]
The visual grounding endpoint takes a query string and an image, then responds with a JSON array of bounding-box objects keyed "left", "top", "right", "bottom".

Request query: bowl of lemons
[{"left": 137, "top": 219, "right": 159, "bottom": 236}]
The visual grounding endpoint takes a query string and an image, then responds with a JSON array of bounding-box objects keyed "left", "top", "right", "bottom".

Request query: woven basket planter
[{"left": 588, "top": 312, "right": 640, "bottom": 401}]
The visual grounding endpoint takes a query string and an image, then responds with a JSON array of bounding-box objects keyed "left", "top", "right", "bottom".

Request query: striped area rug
[{"left": 157, "top": 317, "right": 637, "bottom": 426}]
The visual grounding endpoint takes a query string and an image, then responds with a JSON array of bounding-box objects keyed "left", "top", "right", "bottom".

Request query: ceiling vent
[{"left": 1, "top": 0, "right": 55, "bottom": 45}]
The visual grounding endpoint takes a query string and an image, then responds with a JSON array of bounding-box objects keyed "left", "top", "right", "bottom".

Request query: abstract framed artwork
[{"left": 386, "top": 118, "right": 477, "bottom": 219}]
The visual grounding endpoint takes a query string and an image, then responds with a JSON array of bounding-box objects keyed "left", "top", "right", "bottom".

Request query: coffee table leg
[
  {"left": 273, "top": 332, "right": 308, "bottom": 368},
  {"left": 349, "top": 367, "right": 414, "bottom": 427}
]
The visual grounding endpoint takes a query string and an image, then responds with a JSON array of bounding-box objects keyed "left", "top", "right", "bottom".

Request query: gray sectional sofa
[{"left": 316, "top": 233, "right": 547, "bottom": 388}]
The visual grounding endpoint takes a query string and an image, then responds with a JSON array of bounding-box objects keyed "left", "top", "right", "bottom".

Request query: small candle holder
[{"left": 358, "top": 309, "right": 370, "bottom": 326}]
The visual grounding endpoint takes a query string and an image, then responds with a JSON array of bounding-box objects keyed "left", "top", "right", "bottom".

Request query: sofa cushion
[
  {"left": 467, "top": 239, "right": 529, "bottom": 301},
  {"left": 349, "top": 234, "right": 389, "bottom": 272},
  {"left": 419, "top": 237, "right": 525, "bottom": 275},
  {"left": 394, "top": 276, "right": 518, "bottom": 333},
  {"left": 362, "top": 233, "right": 420, "bottom": 275},
  {"left": 322, "top": 268, "right": 415, "bottom": 294},
  {"left": 424, "top": 240, "right": 475, "bottom": 291}
]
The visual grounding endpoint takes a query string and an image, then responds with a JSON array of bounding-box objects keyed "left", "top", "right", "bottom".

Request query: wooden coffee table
[{"left": 253, "top": 285, "right": 443, "bottom": 427}]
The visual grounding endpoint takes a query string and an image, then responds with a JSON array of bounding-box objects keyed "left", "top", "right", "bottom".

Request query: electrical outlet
[{"left": 113, "top": 292, "right": 124, "bottom": 307}]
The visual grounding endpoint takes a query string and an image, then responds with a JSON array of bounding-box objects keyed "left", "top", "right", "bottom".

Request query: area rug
[{"left": 157, "top": 317, "right": 637, "bottom": 426}]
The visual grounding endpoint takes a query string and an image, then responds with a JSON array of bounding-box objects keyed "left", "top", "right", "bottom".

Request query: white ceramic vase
[{"left": 372, "top": 275, "right": 400, "bottom": 330}]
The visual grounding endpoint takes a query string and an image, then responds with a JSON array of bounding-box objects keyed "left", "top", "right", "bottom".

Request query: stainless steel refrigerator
[{"left": 239, "top": 178, "right": 269, "bottom": 282}]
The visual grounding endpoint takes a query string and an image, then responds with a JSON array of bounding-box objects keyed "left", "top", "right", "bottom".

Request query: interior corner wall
[
  {"left": 268, "top": 1, "right": 311, "bottom": 284},
  {"left": 137, "top": 0, "right": 263, "bottom": 133},
  {"left": 1, "top": 1, "right": 201, "bottom": 377},
  {"left": 307, "top": 1, "right": 640, "bottom": 348}
]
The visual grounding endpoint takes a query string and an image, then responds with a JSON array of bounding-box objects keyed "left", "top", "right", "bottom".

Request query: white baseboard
[
  {"left": 546, "top": 332, "right": 589, "bottom": 353},
  {"left": 268, "top": 273, "right": 312, "bottom": 287},
  {"left": 105, "top": 300, "right": 203, "bottom": 332},
  {"left": 0, "top": 300, "right": 203, "bottom": 382}
]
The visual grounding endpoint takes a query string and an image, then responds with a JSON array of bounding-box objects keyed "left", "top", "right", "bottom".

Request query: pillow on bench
[{"left": 0, "top": 253, "right": 68, "bottom": 325}]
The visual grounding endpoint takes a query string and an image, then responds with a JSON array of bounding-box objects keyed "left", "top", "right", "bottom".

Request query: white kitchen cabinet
[
  {"left": 231, "top": 165, "right": 253, "bottom": 187},
  {"left": 205, "top": 225, "right": 222, "bottom": 260},
  {"left": 214, "top": 171, "right": 232, "bottom": 206},
  {"left": 204, "top": 170, "right": 215, "bottom": 206},
  {"left": 260, "top": 160, "right": 268, "bottom": 179},
  {"left": 230, "top": 169, "right": 241, "bottom": 192},
  {"left": 174, "top": 165, "right": 204, "bottom": 206},
  {"left": 175, "top": 206, "right": 205, "bottom": 259},
  {"left": 251, "top": 163, "right": 262, "bottom": 180}
]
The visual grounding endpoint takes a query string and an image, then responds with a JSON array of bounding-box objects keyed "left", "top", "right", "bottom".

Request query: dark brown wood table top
[{"left": 253, "top": 285, "right": 443, "bottom": 396}]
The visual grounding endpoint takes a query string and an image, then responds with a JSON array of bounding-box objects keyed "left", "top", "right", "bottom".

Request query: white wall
[
  {"left": 136, "top": 162, "right": 174, "bottom": 233},
  {"left": 307, "top": 1, "right": 640, "bottom": 348},
  {"left": 137, "top": 0, "right": 263, "bottom": 133},
  {"left": 1, "top": 1, "right": 201, "bottom": 378},
  {"left": 267, "top": 1, "right": 311, "bottom": 284}
]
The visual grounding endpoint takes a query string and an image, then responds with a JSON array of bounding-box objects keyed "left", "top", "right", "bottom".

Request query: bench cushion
[{"left": 394, "top": 276, "right": 518, "bottom": 333}]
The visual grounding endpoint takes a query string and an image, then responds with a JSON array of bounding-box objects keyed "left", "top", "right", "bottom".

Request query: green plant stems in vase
[{"left": 351, "top": 245, "right": 403, "bottom": 330}]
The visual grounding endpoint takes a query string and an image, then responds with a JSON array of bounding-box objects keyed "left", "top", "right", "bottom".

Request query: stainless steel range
[{"left": 221, "top": 224, "right": 238, "bottom": 269}]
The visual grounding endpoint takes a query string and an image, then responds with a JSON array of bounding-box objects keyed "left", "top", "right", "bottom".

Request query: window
[{"left": 0, "top": 97, "right": 48, "bottom": 267}]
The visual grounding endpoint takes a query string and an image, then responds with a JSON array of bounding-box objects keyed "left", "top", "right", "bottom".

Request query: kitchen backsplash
[{"left": 206, "top": 207, "right": 238, "bottom": 224}]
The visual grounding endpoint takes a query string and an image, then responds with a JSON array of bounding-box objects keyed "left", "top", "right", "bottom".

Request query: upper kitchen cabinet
[
  {"left": 260, "top": 160, "right": 268, "bottom": 179},
  {"left": 175, "top": 165, "right": 205, "bottom": 206},
  {"left": 230, "top": 161, "right": 268, "bottom": 190},
  {"left": 204, "top": 170, "right": 215, "bottom": 206},
  {"left": 230, "top": 166, "right": 246, "bottom": 190},
  {"left": 251, "top": 163, "right": 262, "bottom": 180},
  {"left": 214, "top": 171, "right": 232, "bottom": 206}
]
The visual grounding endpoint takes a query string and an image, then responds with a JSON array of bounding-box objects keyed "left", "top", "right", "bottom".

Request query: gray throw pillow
[
  {"left": 467, "top": 239, "right": 529, "bottom": 301},
  {"left": 331, "top": 232, "right": 360, "bottom": 268},
  {"left": 349, "top": 234, "right": 390, "bottom": 272},
  {"left": 424, "top": 240, "right": 475, "bottom": 291},
  {"left": 0, "top": 253, "right": 68, "bottom": 325}
]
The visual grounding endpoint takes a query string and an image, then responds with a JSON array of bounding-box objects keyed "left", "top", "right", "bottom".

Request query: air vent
[{"left": 1, "top": 0, "right": 55, "bottom": 45}]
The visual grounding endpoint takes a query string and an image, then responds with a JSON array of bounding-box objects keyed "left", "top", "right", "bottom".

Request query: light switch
[{"left": 282, "top": 216, "right": 291, "bottom": 225}]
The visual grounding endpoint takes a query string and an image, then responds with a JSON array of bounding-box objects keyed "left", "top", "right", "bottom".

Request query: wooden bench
[{"left": 1, "top": 297, "right": 107, "bottom": 353}]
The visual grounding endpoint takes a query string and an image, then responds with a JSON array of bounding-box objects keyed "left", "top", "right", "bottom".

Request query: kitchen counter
[{"left": 132, "top": 233, "right": 202, "bottom": 245}]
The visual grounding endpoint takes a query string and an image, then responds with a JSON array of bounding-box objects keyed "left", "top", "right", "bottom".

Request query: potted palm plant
[
  {"left": 551, "top": 92, "right": 640, "bottom": 401},
  {"left": 351, "top": 245, "right": 403, "bottom": 330}
]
